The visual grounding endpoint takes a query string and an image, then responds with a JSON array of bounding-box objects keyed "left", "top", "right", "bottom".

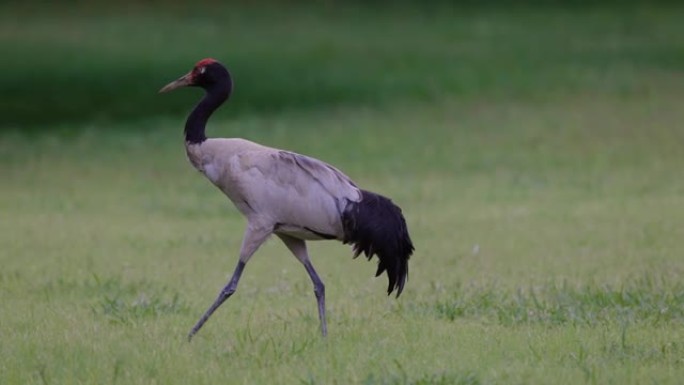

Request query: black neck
[{"left": 184, "top": 79, "right": 232, "bottom": 144}]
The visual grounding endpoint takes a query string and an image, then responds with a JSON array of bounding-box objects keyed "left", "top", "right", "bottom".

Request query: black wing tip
[
  {"left": 343, "top": 190, "right": 414, "bottom": 298},
  {"left": 386, "top": 254, "right": 409, "bottom": 298}
]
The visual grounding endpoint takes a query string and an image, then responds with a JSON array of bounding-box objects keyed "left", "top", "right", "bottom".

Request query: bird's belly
[
  {"left": 270, "top": 193, "right": 345, "bottom": 236},
  {"left": 274, "top": 223, "right": 338, "bottom": 241}
]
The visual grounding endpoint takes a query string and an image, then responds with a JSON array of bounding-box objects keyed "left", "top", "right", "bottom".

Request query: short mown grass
[
  {"left": 430, "top": 278, "right": 684, "bottom": 326},
  {"left": 3, "top": 93, "right": 684, "bottom": 383}
]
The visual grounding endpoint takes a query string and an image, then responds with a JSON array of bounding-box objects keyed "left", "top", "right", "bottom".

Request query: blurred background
[{"left": 2, "top": 0, "right": 681, "bottom": 131}]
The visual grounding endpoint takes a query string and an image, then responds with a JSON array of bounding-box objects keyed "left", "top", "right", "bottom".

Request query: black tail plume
[{"left": 342, "top": 190, "right": 414, "bottom": 297}]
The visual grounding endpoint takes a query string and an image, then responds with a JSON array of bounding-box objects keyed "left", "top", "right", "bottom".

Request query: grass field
[{"left": 2, "top": 2, "right": 684, "bottom": 384}]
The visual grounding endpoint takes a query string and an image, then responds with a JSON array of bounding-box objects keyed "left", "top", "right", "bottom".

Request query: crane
[{"left": 159, "top": 58, "right": 414, "bottom": 340}]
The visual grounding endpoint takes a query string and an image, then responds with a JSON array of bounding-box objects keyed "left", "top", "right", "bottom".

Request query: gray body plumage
[{"left": 186, "top": 138, "right": 361, "bottom": 244}]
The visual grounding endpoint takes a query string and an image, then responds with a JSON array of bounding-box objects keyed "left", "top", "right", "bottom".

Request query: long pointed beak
[{"left": 159, "top": 72, "right": 193, "bottom": 93}]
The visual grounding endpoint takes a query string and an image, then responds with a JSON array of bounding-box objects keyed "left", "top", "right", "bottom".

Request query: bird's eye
[{"left": 199, "top": 67, "right": 206, "bottom": 74}]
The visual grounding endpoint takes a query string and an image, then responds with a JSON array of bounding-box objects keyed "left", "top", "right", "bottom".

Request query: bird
[{"left": 159, "top": 58, "right": 414, "bottom": 340}]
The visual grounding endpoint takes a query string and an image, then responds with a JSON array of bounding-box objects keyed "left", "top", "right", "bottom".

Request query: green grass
[
  {"left": 2, "top": 2, "right": 684, "bottom": 384},
  {"left": 1, "top": 2, "right": 683, "bottom": 128}
]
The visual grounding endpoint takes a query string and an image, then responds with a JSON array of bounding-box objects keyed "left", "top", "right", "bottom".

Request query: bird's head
[{"left": 159, "top": 58, "right": 231, "bottom": 93}]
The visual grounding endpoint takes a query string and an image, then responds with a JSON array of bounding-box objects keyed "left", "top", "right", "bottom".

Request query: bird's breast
[
  {"left": 201, "top": 162, "right": 221, "bottom": 184},
  {"left": 185, "top": 142, "right": 230, "bottom": 188},
  {"left": 185, "top": 143, "right": 204, "bottom": 171},
  {"left": 185, "top": 140, "right": 261, "bottom": 216}
]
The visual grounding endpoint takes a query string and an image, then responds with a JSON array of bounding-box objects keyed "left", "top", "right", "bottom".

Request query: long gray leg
[
  {"left": 277, "top": 234, "right": 327, "bottom": 337},
  {"left": 188, "top": 223, "right": 271, "bottom": 341}
]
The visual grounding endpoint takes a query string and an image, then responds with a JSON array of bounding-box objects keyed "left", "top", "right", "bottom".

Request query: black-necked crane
[{"left": 160, "top": 58, "right": 414, "bottom": 340}]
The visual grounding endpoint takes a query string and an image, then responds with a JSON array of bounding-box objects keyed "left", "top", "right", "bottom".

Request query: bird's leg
[
  {"left": 277, "top": 234, "right": 327, "bottom": 337},
  {"left": 188, "top": 224, "right": 271, "bottom": 341},
  {"left": 188, "top": 260, "right": 244, "bottom": 341},
  {"left": 304, "top": 259, "right": 327, "bottom": 337}
]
